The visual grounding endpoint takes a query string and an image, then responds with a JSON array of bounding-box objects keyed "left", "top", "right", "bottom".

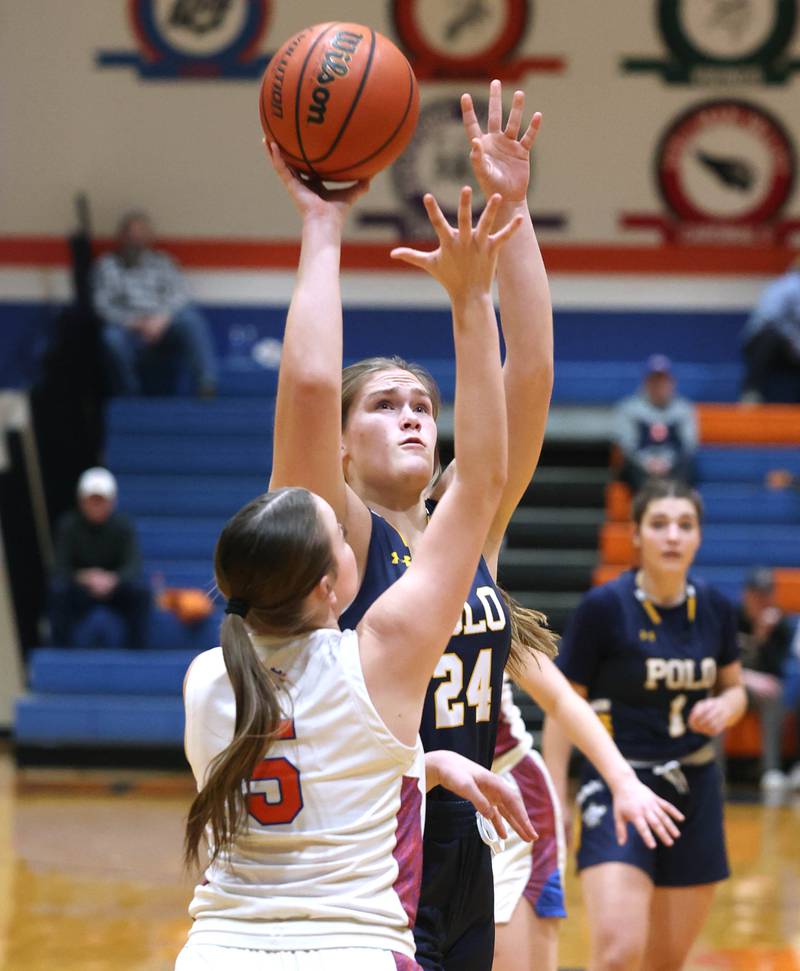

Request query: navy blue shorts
[
  {"left": 413, "top": 798, "right": 494, "bottom": 971},
  {"left": 575, "top": 759, "right": 729, "bottom": 887}
]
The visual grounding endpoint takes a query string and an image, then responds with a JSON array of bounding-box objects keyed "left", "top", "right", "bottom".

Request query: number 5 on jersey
[{"left": 247, "top": 719, "right": 304, "bottom": 825}]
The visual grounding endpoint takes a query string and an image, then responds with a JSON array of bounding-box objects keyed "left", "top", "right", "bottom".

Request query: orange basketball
[{"left": 259, "top": 22, "right": 420, "bottom": 182}]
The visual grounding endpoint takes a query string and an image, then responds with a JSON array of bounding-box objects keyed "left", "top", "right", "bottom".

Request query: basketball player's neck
[
  {"left": 368, "top": 495, "right": 429, "bottom": 550},
  {"left": 636, "top": 568, "right": 687, "bottom": 607}
]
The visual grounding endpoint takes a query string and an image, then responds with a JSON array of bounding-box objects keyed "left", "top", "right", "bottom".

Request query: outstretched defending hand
[
  {"left": 389, "top": 187, "right": 523, "bottom": 301},
  {"left": 266, "top": 141, "right": 370, "bottom": 224},
  {"left": 461, "top": 79, "right": 541, "bottom": 204},
  {"left": 426, "top": 750, "right": 537, "bottom": 843},
  {"left": 611, "top": 775, "right": 685, "bottom": 849}
]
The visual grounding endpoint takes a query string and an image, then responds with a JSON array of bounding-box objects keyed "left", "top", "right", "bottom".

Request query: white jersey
[
  {"left": 491, "top": 676, "right": 534, "bottom": 774},
  {"left": 183, "top": 627, "right": 426, "bottom": 959}
]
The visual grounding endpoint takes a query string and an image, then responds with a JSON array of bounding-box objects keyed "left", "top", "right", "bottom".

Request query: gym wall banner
[
  {"left": 622, "top": 0, "right": 800, "bottom": 85},
  {"left": 620, "top": 99, "right": 800, "bottom": 246},
  {"left": 97, "top": 0, "right": 273, "bottom": 79}
]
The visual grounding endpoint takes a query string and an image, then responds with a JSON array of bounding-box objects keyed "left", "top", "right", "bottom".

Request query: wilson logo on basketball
[
  {"left": 307, "top": 30, "right": 364, "bottom": 126},
  {"left": 259, "top": 22, "right": 420, "bottom": 182}
]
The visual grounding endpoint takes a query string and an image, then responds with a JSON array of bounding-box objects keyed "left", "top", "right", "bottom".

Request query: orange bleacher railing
[{"left": 697, "top": 404, "right": 800, "bottom": 445}]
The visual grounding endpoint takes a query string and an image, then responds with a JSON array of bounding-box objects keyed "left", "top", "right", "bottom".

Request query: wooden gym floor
[{"left": 1, "top": 749, "right": 799, "bottom": 971}]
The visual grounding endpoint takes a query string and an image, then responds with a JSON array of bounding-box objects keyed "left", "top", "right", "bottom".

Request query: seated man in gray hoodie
[{"left": 613, "top": 354, "right": 697, "bottom": 492}]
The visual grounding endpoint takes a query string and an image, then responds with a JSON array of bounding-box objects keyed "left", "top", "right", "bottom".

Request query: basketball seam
[{"left": 319, "top": 61, "right": 418, "bottom": 179}]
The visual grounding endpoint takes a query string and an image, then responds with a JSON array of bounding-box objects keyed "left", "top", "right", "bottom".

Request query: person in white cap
[{"left": 48, "top": 467, "right": 150, "bottom": 648}]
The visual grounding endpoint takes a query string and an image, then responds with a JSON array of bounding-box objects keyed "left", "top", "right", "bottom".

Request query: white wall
[{"left": 1, "top": 0, "right": 798, "bottom": 250}]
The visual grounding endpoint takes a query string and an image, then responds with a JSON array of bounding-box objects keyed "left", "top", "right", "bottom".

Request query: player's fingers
[
  {"left": 389, "top": 247, "right": 434, "bottom": 271},
  {"left": 498, "top": 791, "right": 537, "bottom": 842},
  {"left": 457, "top": 185, "right": 473, "bottom": 238},
  {"left": 422, "top": 192, "right": 452, "bottom": 241},
  {"left": 489, "top": 807, "right": 508, "bottom": 840},
  {"left": 460, "top": 92, "right": 482, "bottom": 140},
  {"left": 657, "top": 809, "right": 682, "bottom": 840},
  {"left": 614, "top": 810, "right": 630, "bottom": 847},
  {"left": 470, "top": 137, "right": 488, "bottom": 169},
  {"left": 267, "top": 141, "right": 291, "bottom": 177},
  {"left": 646, "top": 811, "right": 675, "bottom": 847},
  {"left": 475, "top": 192, "right": 501, "bottom": 239},
  {"left": 487, "top": 78, "right": 503, "bottom": 131},
  {"left": 632, "top": 815, "right": 657, "bottom": 849},
  {"left": 504, "top": 89, "right": 525, "bottom": 140},
  {"left": 519, "top": 111, "right": 543, "bottom": 152},
  {"left": 489, "top": 213, "right": 524, "bottom": 247},
  {"left": 658, "top": 797, "right": 685, "bottom": 822},
  {"left": 463, "top": 780, "right": 493, "bottom": 819}
]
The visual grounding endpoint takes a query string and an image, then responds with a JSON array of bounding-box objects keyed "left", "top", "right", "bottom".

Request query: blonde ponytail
[{"left": 499, "top": 587, "right": 559, "bottom": 680}]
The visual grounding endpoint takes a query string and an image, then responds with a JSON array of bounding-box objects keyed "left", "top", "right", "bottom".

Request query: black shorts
[
  {"left": 413, "top": 799, "right": 494, "bottom": 971},
  {"left": 575, "top": 759, "right": 729, "bottom": 887}
]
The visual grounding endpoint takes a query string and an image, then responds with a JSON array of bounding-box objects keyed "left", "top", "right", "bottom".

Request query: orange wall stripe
[{"left": 0, "top": 236, "right": 796, "bottom": 275}]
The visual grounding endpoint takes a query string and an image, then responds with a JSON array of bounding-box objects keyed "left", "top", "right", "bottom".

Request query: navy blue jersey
[
  {"left": 340, "top": 509, "right": 512, "bottom": 782},
  {"left": 557, "top": 569, "right": 738, "bottom": 762}
]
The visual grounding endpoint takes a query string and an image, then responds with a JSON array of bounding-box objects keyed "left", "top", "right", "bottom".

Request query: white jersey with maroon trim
[
  {"left": 183, "top": 627, "right": 425, "bottom": 959},
  {"left": 492, "top": 676, "right": 534, "bottom": 773}
]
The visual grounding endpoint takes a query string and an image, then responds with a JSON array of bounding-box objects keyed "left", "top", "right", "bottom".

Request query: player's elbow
[{"left": 475, "top": 458, "right": 507, "bottom": 497}]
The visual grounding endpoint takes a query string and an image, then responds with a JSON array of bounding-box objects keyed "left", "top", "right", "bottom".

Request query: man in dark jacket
[
  {"left": 49, "top": 467, "right": 150, "bottom": 648},
  {"left": 738, "top": 567, "right": 796, "bottom": 790}
]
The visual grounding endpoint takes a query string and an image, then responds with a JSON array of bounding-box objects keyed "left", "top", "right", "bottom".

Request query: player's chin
[{"left": 394, "top": 453, "right": 434, "bottom": 481}]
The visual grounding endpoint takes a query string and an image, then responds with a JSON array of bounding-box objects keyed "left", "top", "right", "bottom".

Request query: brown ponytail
[
  {"left": 184, "top": 488, "right": 335, "bottom": 870},
  {"left": 499, "top": 587, "right": 560, "bottom": 680}
]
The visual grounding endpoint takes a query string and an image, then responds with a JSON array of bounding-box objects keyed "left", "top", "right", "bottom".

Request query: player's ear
[
  {"left": 321, "top": 574, "right": 337, "bottom": 604},
  {"left": 632, "top": 524, "right": 641, "bottom": 549}
]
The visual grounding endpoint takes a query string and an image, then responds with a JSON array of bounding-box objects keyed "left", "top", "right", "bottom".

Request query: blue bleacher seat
[
  {"left": 693, "top": 525, "right": 800, "bottom": 567},
  {"left": 135, "top": 517, "right": 223, "bottom": 560},
  {"left": 554, "top": 362, "right": 742, "bottom": 404},
  {"left": 28, "top": 648, "right": 198, "bottom": 695},
  {"left": 696, "top": 447, "right": 800, "bottom": 483},
  {"left": 698, "top": 485, "right": 800, "bottom": 523},
  {"left": 144, "top": 560, "right": 216, "bottom": 589},
  {"left": 146, "top": 607, "right": 222, "bottom": 651},
  {"left": 107, "top": 397, "right": 275, "bottom": 435},
  {"left": 16, "top": 648, "right": 206, "bottom": 749},
  {"left": 106, "top": 436, "right": 271, "bottom": 476},
  {"left": 117, "top": 474, "right": 265, "bottom": 518},
  {"left": 15, "top": 694, "right": 185, "bottom": 746}
]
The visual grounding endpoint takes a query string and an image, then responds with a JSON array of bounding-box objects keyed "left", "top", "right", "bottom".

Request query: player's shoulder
[
  {"left": 183, "top": 646, "right": 227, "bottom": 699},
  {"left": 566, "top": 575, "right": 628, "bottom": 637},
  {"left": 583, "top": 572, "right": 632, "bottom": 611},
  {"left": 692, "top": 576, "right": 734, "bottom": 616}
]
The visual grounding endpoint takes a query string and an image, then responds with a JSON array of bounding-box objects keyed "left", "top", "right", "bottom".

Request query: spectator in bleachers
[
  {"left": 613, "top": 354, "right": 698, "bottom": 492},
  {"left": 741, "top": 254, "right": 800, "bottom": 403},
  {"left": 737, "top": 567, "right": 797, "bottom": 790},
  {"left": 766, "top": 468, "right": 800, "bottom": 492},
  {"left": 92, "top": 210, "right": 217, "bottom": 396},
  {"left": 49, "top": 467, "right": 150, "bottom": 648}
]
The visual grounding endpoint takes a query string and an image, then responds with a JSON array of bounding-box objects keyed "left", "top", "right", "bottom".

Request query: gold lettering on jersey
[
  {"left": 644, "top": 657, "right": 717, "bottom": 691},
  {"left": 452, "top": 585, "right": 507, "bottom": 636},
  {"left": 390, "top": 550, "right": 412, "bottom": 568},
  {"left": 639, "top": 629, "right": 656, "bottom": 642}
]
